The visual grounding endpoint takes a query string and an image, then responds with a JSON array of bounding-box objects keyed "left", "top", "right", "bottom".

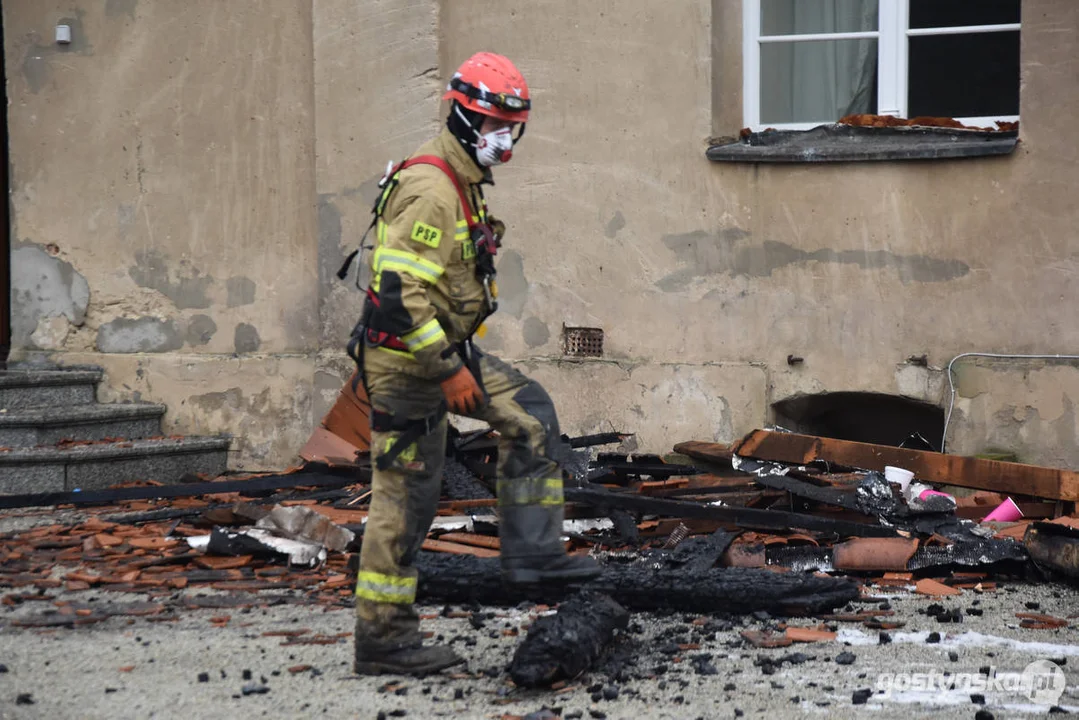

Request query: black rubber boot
[
  {"left": 354, "top": 642, "right": 465, "bottom": 677},
  {"left": 502, "top": 553, "right": 601, "bottom": 586}
]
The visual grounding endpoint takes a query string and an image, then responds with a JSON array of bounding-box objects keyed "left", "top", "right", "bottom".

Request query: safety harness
[{"left": 338, "top": 155, "right": 499, "bottom": 471}]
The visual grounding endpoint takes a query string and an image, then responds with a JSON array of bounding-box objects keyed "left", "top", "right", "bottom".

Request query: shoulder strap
[
  {"left": 399, "top": 155, "right": 476, "bottom": 230},
  {"left": 337, "top": 154, "right": 476, "bottom": 283}
]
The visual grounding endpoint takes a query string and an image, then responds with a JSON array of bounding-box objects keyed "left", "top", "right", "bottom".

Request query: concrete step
[
  {"left": 0, "top": 403, "right": 167, "bottom": 447},
  {"left": 0, "top": 436, "right": 231, "bottom": 494},
  {"left": 0, "top": 368, "right": 102, "bottom": 410}
]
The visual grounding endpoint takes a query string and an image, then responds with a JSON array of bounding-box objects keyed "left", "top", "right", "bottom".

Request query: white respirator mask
[
  {"left": 475, "top": 127, "right": 514, "bottom": 167},
  {"left": 456, "top": 104, "right": 515, "bottom": 167}
]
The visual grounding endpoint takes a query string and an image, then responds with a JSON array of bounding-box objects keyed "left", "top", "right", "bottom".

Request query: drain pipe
[{"left": 942, "top": 352, "right": 1079, "bottom": 453}]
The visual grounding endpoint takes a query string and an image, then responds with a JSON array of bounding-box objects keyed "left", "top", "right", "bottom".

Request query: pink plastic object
[
  {"left": 919, "top": 489, "right": 952, "bottom": 501},
  {"left": 982, "top": 497, "right": 1024, "bottom": 523}
]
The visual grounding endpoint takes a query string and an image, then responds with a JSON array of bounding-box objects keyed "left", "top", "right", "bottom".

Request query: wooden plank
[
  {"left": 638, "top": 478, "right": 690, "bottom": 494},
  {"left": 420, "top": 539, "right": 499, "bottom": 558},
  {"left": 564, "top": 487, "right": 898, "bottom": 537},
  {"left": 673, "top": 441, "right": 734, "bottom": 466},
  {"left": 438, "top": 533, "right": 500, "bottom": 550},
  {"left": 688, "top": 473, "right": 759, "bottom": 489},
  {"left": 733, "top": 429, "right": 1079, "bottom": 502},
  {"left": 0, "top": 470, "right": 367, "bottom": 510}
]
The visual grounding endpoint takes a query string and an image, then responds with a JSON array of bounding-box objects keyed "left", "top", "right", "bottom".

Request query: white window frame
[{"left": 743, "top": 0, "right": 1022, "bottom": 131}]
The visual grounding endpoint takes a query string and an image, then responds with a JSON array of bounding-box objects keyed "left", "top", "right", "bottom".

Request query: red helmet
[{"left": 443, "top": 52, "right": 530, "bottom": 123}]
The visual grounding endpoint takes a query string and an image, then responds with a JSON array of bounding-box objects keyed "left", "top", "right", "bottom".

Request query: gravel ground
[{"left": 0, "top": 578, "right": 1076, "bottom": 720}]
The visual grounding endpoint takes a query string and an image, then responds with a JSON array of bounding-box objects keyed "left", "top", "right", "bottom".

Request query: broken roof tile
[{"left": 915, "top": 578, "right": 962, "bottom": 597}]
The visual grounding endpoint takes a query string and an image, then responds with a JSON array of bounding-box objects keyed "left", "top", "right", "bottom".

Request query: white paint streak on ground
[{"left": 836, "top": 628, "right": 1079, "bottom": 656}]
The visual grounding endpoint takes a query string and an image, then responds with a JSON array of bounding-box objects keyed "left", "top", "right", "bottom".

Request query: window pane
[
  {"left": 761, "top": 39, "right": 878, "bottom": 124},
  {"left": 909, "top": 0, "right": 1020, "bottom": 29},
  {"left": 908, "top": 31, "right": 1020, "bottom": 118},
  {"left": 761, "top": 0, "right": 877, "bottom": 36}
]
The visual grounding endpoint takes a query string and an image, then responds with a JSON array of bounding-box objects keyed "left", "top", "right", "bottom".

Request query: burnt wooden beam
[
  {"left": 509, "top": 591, "right": 629, "bottom": 688},
  {"left": 732, "top": 430, "right": 1079, "bottom": 502},
  {"left": 733, "top": 457, "right": 867, "bottom": 512},
  {"left": 564, "top": 486, "right": 898, "bottom": 538},
  {"left": 600, "top": 462, "right": 701, "bottom": 479},
  {"left": 414, "top": 553, "right": 861, "bottom": 615},
  {"left": 1023, "top": 522, "right": 1079, "bottom": 580},
  {"left": 0, "top": 470, "right": 368, "bottom": 510},
  {"left": 565, "top": 432, "right": 630, "bottom": 449}
]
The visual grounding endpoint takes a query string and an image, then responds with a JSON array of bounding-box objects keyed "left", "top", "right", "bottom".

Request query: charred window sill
[{"left": 707, "top": 124, "right": 1018, "bottom": 164}]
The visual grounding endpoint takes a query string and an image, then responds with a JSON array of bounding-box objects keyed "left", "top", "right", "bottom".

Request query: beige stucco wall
[
  {"left": 311, "top": 0, "right": 441, "bottom": 423},
  {"left": 431, "top": 0, "right": 1079, "bottom": 466},
  {"left": 6, "top": 0, "right": 1079, "bottom": 470},
  {"left": 4, "top": 1, "right": 319, "bottom": 468}
]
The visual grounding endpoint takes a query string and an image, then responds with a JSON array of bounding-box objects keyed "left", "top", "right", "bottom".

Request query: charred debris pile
[{"left": 1, "top": 424, "right": 1076, "bottom": 687}]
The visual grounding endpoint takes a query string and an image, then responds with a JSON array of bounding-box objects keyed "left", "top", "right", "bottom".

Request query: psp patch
[{"left": 410, "top": 221, "right": 442, "bottom": 248}]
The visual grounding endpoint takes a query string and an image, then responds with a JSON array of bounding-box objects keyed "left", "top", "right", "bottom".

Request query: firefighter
[{"left": 350, "top": 52, "right": 600, "bottom": 676}]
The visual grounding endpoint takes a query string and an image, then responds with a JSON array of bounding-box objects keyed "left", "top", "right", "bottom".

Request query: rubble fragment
[
  {"left": 1024, "top": 520, "right": 1079, "bottom": 580},
  {"left": 509, "top": 592, "right": 629, "bottom": 688},
  {"left": 915, "top": 579, "right": 962, "bottom": 597}
]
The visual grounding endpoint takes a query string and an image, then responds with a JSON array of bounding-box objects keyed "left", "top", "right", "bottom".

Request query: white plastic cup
[{"left": 884, "top": 465, "right": 914, "bottom": 491}]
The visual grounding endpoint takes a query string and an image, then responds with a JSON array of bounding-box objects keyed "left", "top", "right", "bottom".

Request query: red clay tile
[
  {"left": 1016, "top": 613, "right": 1069, "bottom": 628},
  {"left": 193, "top": 555, "right": 252, "bottom": 570},
  {"left": 93, "top": 534, "right": 125, "bottom": 548},
  {"left": 740, "top": 630, "right": 792, "bottom": 648},
  {"left": 786, "top": 627, "right": 837, "bottom": 642},
  {"left": 262, "top": 629, "right": 311, "bottom": 637},
  {"left": 915, "top": 578, "right": 961, "bottom": 597},
  {"left": 833, "top": 537, "right": 918, "bottom": 572}
]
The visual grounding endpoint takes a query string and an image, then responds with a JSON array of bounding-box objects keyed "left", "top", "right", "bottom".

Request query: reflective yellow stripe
[
  {"left": 455, "top": 219, "right": 469, "bottom": 241},
  {"left": 355, "top": 570, "right": 417, "bottom": 604},
  {"left": 497, "top": 477, "right": 564, "bottom": 507},
  {"left": 373, "top": 247, "right": 444, "bottom": 284},
  {"left": 372, "top": 222, "right": 389, "bottom": 293},
  {"left": 375, "top": 182, "right": 396, "bottom": 216},
  {"left": 538, "top": 478, "right": 564, "bottom": 506},
  {"left": 374, "top": 346, "right": 414, "bottom": 360},
  {"left": 402, "top": 319, "right": 446, "bottom": 352}
]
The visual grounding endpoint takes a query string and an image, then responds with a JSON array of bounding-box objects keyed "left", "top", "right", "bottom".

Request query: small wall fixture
[{"left": 55, "top": 24, "right": 72, "bottom": 44}]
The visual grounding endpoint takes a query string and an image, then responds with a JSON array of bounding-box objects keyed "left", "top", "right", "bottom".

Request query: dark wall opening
[
  {"left": 907, "top": 0, "right": 1021, "bottom": 118},
  {"left": 773, "top": 392, "right": 944, "bottom": 450}
]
